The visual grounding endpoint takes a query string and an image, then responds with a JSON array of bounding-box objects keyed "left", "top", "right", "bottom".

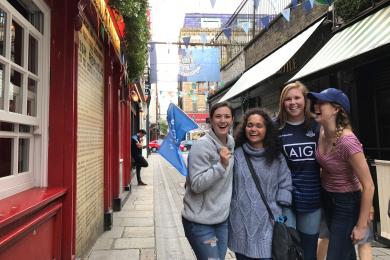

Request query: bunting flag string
[
  {"left": 210, "top": 0, "right": 216, "bottom": 8},
  {"left": 215, "top": 0, "right": 333, "bottom": 37},
  {"left": 182, "top": 36, "right": 191, "bottom": 48},
  {"left": 241, "top": 22, "right": 250, "bottom": 34},
  {"left": 281, "top": 8, "right": 291, "bottom": 22},
  {"left": 304, "top": 0, "right": 315, "bottom": 11},
  {"left": 222, "top": 27, "right": 232, "bottom": 39},
  {"left": 261, "top": 16, "right": 270, "bottom": 29},
  {"left": 254, "top": 0, "right": 260, "bottom": 10}
]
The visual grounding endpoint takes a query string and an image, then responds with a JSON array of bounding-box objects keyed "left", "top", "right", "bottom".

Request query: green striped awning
[{"left": 289, "top": 5, "right": 390, "bottom": 82}]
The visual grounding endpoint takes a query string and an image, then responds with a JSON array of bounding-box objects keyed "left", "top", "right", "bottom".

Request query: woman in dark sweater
[{"left": 229, "top": 108, "right": 292, "bottom": 260}]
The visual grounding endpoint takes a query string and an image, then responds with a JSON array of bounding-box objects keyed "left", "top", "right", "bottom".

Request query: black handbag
[{"left": 242, "top": 149, "right": 303, "bottom": 260}]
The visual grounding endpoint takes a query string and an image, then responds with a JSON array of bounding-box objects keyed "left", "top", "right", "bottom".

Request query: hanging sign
[{"left": 92, "top": 0, "right": 121, "bottom": 56}]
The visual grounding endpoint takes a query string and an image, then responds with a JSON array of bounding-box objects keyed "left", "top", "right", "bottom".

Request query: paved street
[{"left": 86, "top": 154, "right": 390, "bottom": 260}]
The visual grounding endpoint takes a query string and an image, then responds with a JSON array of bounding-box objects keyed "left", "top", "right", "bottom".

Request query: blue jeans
[
  {"left": 283, "top": 207, "right": 321, "bottom": 260},
  {"left": 322, "top": 189, "right": 361, "bottom": 260},
  {"left": 235, "top": 252, "right": 271, "bottom": 260},
  {"left": 182, "top": 217, "right": 228, "bottom": 260}
]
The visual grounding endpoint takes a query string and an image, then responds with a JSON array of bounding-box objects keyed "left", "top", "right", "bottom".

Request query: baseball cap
[{"left": 307, "top": 88, "right": 350, "bottom": 113}]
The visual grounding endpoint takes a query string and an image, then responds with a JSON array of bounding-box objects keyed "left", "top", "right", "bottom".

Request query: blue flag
[{"left": 158, "top": 103, "right": 198, "bottom": 176}]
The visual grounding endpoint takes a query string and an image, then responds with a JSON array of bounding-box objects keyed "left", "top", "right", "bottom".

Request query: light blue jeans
[
  {"left": 182, "top": 217, "right": 228, "bottom": 260},
  {"left": 283, "top": 207, "right": 321, "bottom": 260},
  {"left": 283, "top": 207, "right": 321, "bottom": 234}
]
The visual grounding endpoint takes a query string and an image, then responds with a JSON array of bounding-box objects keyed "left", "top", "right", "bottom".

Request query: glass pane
[
  {"left": 0, "top": 138, "right": 13, "bottom": 177},
  {"left": 0, "top": 122, "right": 13, "bottom": 131},
  {"left": 0, "top": 9, "right": 6, "bottom": 56},
  {"left": 9, "top": 69, "right": 23, "bottom": 113},
  {"left": 0, "top": 63, "right": 4, "bottom": 110},
  {"left": 11, "top": 20, "right": 23, "bottom": 66},
  {"left": 18, "top": 138, "right": 29, "bottom": 173},
  {"left": 28, "top": 35, "right": 38, "bottom": 74},
  {"left": 19, "top": 124, "right": 31, "bottom": 133},
  {"left": 27, "top": 78, "right": 36, "bottom": 116},
  {"left": 7, "top": 0, "right": 44, "bottom": 33}
]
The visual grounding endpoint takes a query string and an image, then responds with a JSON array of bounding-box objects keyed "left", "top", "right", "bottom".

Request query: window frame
[{"left": 0, "top": 0, "right": 50, "bottom": 199}]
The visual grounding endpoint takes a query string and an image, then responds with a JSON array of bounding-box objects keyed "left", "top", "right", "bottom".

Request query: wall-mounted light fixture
[{"left": 131, "top": 90, "right": 139, "bottom": 102}]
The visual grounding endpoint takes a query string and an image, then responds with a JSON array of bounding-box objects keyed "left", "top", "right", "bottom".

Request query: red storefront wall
[{"left": 0, "top": 0, "right": 131, "bottom": 259}]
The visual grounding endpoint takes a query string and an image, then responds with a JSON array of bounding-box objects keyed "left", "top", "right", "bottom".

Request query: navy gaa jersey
[{"left": 279, "top": 120, "right": 321, "bottom": 212}]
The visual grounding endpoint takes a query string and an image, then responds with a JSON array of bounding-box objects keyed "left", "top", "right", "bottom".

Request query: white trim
[{"left": 0, "top": 0, "right": 50, "bottom": 198}]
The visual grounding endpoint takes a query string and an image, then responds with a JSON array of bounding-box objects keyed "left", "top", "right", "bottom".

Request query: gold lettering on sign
[{"left": 92, "top": 0, "right": 121, "bottom": 56}]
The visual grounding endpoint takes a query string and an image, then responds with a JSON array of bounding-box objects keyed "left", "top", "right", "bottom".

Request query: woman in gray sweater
[
  {"left": 182, "top": 101, "right": 235, "bottom": 260},
  {"left": 229, "top": 108, "right": 292, "bottom": 260}
]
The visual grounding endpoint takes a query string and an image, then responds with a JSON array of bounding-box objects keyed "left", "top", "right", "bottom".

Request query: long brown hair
[{"left": 276, "top": 81, "right": 313, "bottom": 129}]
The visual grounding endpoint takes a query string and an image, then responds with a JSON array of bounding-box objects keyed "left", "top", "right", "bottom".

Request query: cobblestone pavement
[{"left": 86, "top": 154, "right": 389, "bottom": 260}]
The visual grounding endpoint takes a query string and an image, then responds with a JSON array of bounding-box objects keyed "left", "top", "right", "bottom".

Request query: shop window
[{"left": 0, "top": 0, "right": 49, "bottom": 199}]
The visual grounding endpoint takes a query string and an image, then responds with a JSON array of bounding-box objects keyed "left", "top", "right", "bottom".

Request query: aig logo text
[{"left": 283, "top": 142, "right": 316, "bottom": 161}]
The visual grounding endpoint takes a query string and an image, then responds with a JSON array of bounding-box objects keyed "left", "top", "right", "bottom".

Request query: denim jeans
[
  {"left": 283, "top": 207, "right": 321, "bottom": 260},
  {"left": 235, "top": 252, "right": 272, "bottom": 260},
  {"left": 322, "top": 189, "right": 361, "bottom": 260},
  {"left": 182, "top": 217, "right": 228, "bottom": 260}
]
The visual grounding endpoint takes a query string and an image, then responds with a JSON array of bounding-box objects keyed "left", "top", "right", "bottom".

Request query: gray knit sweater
[
  {"left": 228, "top": 143, "right": 292, "bottom": 258},
  {"left": 182, "top": 130, "right": 234, "bottom": 224}
]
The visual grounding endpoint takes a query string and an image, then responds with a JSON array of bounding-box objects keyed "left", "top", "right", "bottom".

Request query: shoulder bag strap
[{"left": 242, "top": 149, "right": 275, "bottom": 221}]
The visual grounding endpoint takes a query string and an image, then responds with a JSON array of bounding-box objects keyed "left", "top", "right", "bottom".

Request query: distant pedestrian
[
  {"left": 131, "top": 129, "right": 148, "bottom": 185},
  {"left": 276, "top": 81, "right": 321, "bottom": 260},
  {"left": 229, "top": 108, "right": 292, "bottom": 260},
  {"left": 182, "top": 101, "right": 234, "bottom": 260},
  {"left": 308, "top": 88, "right": 375, "bottom": 260}
]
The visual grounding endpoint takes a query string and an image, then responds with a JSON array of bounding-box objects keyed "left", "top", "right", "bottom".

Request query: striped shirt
[{"left": 316, "top": 134, "right": 362, "bottom": 192}]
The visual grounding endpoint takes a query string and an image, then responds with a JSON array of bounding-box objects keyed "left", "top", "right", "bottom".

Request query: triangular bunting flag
[
  {"left": 281, "top": 8, "right": 291, "bottom": 22},
  {"left": 200, "top": 32, "right": 207, "bottom": 44},
  {"left": 261, "top": 16, "right": 270, "bottom": 29},
  {"left": 223, "top": 27, "right": 232, "bottom": 39},
  {"left": 182, "top": 36, "right": 191, "bottom": 48},
  {"left": 304, "top": 0, "right": 314, "bottom": 11},
  {"left": 241, "top": 22, "right": 249, "bottom": 34},
  {"left": 210, "top": 0, "right": 216, "bottom": 8},
  {"left": 254, "top": 0, "right": 260, "bottom": 10}
]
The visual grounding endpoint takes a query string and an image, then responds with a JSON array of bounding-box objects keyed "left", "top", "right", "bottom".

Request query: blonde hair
[{"left": 276, "top": 81, "right": 313, "bottom": 129}]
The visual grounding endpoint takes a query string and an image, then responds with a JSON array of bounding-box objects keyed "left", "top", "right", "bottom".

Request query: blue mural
[{"left": 178, "top": 47, "right": 220, "bottom": 82}]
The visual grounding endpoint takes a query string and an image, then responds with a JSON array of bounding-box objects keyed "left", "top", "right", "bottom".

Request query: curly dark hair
[{"left": 234, "top": 108, "right": 281, "bottom": 164}]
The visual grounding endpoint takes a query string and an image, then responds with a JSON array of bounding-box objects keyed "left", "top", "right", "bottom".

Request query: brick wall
[{"left": 221, "top": 52, "right": 245, "bottom": 83}]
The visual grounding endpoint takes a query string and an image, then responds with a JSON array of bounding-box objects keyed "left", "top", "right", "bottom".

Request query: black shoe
[{"left": 138, "top": 181, "right": 147, "bottom": 186}]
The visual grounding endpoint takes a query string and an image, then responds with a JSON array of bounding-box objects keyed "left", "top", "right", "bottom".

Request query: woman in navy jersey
[
  {"left": 276, "top": 81, "right": 321, "bottom": 260},
  {"left": 308, "top": 88, "right": 374, "bottom": 260}
]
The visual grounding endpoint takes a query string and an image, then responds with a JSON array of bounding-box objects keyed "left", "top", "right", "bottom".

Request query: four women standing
[{"left": 182, "top": 86, "right": 374, "bottom": 260}]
